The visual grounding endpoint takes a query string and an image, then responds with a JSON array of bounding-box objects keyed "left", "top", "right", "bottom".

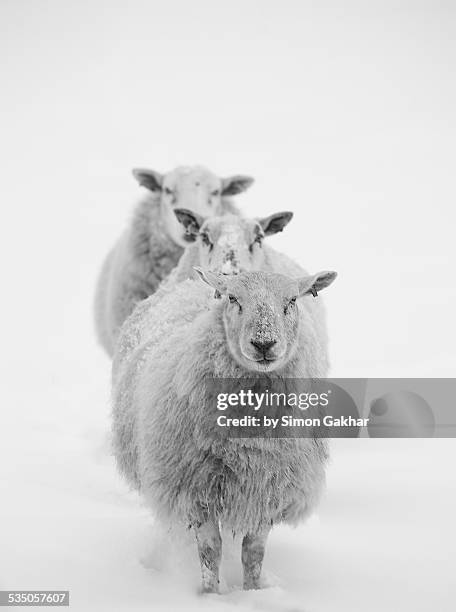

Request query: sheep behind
[{"left": 94, "top": 165, "right": 254, "bottom": 356}]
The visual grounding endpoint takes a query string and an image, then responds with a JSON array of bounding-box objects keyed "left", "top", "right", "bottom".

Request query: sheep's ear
[
  {"left": 132, "top": 168, "right": 163, "bottom": 192},
  {"left": 297, "top": 271, "right": 337, "bottom": 298},
  {"left": 193, "top": 267, "right": 228, "bottom": 298},
  {"left": 174, "top": 208, "right": 205, "bottom": 242},
  {"left": 258, "top": 211, "right": 293, "bottom": 236},
  {"left": 221, "top": 175, "right": 254, "bottom": 196}
]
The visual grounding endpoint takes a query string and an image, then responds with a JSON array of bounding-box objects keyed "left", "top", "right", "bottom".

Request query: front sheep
[
  {"left": 94, "top": 165, "right": 254, "bottom": 356},
  {"left": 112, "top": 268, "right": 337, "bottom": 593}
]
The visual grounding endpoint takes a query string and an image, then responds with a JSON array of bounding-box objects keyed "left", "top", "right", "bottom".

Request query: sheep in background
[
  {"left": 94, "top": 165, "right": 254, "bottom": 356},
  {"left": 112, "top": 268, "right": 337, "bottom": 593},
  {"left": 170, "top": 208, "right": 302, "bottom": 280}
]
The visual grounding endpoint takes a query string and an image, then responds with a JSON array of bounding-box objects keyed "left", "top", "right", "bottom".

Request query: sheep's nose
[{"left": 251, "top": 339, "right": 277, "bottom": 356}]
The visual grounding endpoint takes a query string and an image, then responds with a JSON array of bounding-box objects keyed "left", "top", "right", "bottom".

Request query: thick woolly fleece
[
  {"left": 94, "top": 195, "right": 237, "bottom": 356},
  {"left": 112, "top": 278, "right": 329, "bottom": 535}
]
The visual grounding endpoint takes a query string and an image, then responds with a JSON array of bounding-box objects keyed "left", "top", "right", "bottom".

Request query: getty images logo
[{"left": 216, "top": 388, "right": 331, "bottom": 411}]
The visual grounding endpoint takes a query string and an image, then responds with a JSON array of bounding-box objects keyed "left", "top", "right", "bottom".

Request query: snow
[
  {"left": 1, "top": 1, "right": 456, "bottom": 610},
  {"left": 1, "top": 381, "right": 455, "bottom": 611}
]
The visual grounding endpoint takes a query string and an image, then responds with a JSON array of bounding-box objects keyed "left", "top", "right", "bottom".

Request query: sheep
[
  {"left": 112, "top": 268, "right": 337, "bottom": 593},
  {"left": 169, "top": 208, "right": 301, "bottom": 280},
  {"left": 94, "top": 165, "right": 254, "bottom": 356}
]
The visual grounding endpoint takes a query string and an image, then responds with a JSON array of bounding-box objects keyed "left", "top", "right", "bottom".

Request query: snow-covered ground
[{"left": 1, "top": 2, "right": 455, "bottom": 610}]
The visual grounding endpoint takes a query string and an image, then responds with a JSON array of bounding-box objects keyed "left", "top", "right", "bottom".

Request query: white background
[{"left": 0, "top": 1, "right": 455, "bottom": 611}]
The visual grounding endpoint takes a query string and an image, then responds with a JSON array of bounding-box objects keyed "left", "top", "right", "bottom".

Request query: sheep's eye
[
  {"left": 164, "top": 187, "right": 173, "bottom": 195},
  {"left": 211, "top": 189, "right": 220, "bottom": 197},
  {"left": 284, "top": 297, "right": 297, "bottom": 314},
  {"left": 200, "top": 232, "right": 212, "bottom": 249},
  {"left": 228, "top": 295, "right": 242, "bottom": 311}
]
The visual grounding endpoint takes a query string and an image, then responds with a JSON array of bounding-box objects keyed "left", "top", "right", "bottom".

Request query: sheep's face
[
  {"left": 195, "top": 270, "right": 337, "bottom": 373},
  {"left": 132, "top": 166, "right": 254, "bottom": 246},
  {"left": 174, "top": 211, "right": 294, "bottom": 275}
]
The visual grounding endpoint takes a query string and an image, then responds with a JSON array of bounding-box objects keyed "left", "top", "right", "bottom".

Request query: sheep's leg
[
  {"left": 242, "top": 526, "right": 270, "bottom": 590},
  {"left": 194, "top": 517, "right": 222, "bottom": 594}
]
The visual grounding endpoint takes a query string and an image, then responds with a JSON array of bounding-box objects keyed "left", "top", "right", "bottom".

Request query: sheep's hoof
[{"left": 243, "top": 579, "right": 262, "bottom": 590}]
